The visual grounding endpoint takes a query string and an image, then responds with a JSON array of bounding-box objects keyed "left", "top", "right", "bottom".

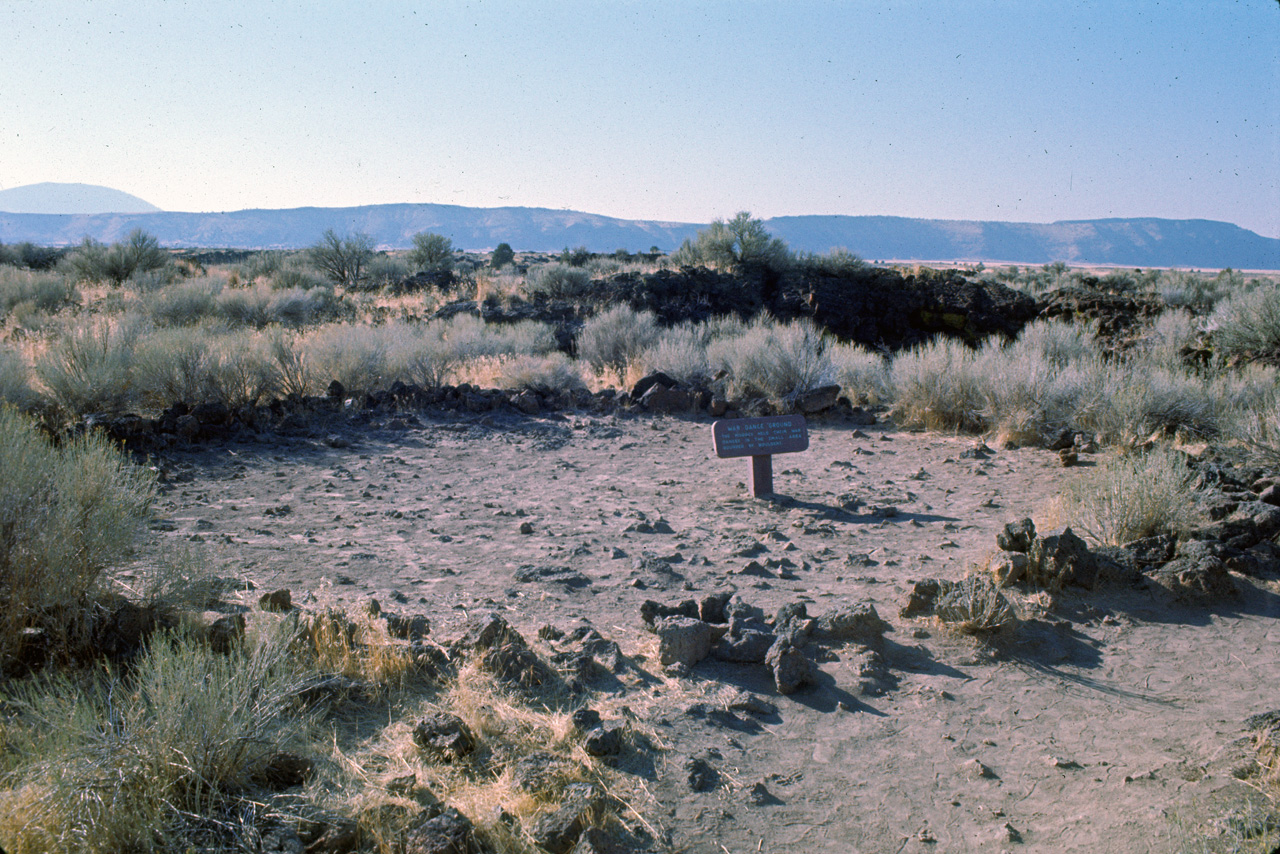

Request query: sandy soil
[{"left": 139, "top": 408, "right": 1280, "bottom": 853}]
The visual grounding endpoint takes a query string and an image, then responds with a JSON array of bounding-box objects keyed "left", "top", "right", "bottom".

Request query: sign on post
[{"left": 712, "top": 414, "right": 809, "bottom": 497}]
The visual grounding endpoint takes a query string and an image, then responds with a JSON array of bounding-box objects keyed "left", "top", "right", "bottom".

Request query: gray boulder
[{"left": 655, "top": 617, "right": 712, "bottom": 667}]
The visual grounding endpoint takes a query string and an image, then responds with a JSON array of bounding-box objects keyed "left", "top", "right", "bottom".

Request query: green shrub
[
  {"left": 65, "top": 230, "right": 168, "bottom": 285},
  {"left": 0, "top": 346, "right": 38, "bottom": 410},
  {"left": 490, "top": 242, "right": 516, "bottom": 270},
  {"left": 0, "top": 406, "right": 155, "bottom": 670},
  {"left": 215, "top": 283, "right": 335, "bottom": 329},
  {"left": 36, "top": 317, "right": 142, "bottom": 417},
  {"left": 1053, "top": 447, "right": 1201, "bottom": 546},
  {"left": 1209, "top": 283, "right": 1280, "bottom": 361},
  {"left": 305, "top": 323, "right": 389, "bottom": 395},
  {"left": 889, "top": 337, "right": 985, "bottom": 432},
  {"left": 796, "top": 247, "right": 865, "bottom": 276},
  {"left": 829, "top": 342, "right": 891, "bottom": 405},
  {"left": 409, "top": 232, "right": 455, "bottom": 272},
  {"left": 525, "top": 263, "right": 593, "bottom": 300},
  {"left": 308, "top": 229, "right": 374, "bottom": 289},
  {"left": 144, "top": 277, "right": 222, "bottom": 326},
  {"left": 670, "top": 212, "right": 791, "bottom": 273},
  {"left": 0, "top": 267, "right": 77, "bottom": 316},
  {"left": 0, "top": 624, "right": 313, "bottom": 852},
  {"left": 577, "top": 305, "right": 661, "bottom": 375},
  {"left": 707, "top": 316, "right": 833, "bottom": 406}
]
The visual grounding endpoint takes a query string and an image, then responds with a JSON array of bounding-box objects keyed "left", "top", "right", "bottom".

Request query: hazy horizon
[{"left": 2, "top": 2, "right": 1277, "bottom": 237}]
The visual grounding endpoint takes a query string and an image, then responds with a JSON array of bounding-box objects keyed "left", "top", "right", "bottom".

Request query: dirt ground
[{"left": 137, "top": 408, "right": 1280, "bottom": 853}]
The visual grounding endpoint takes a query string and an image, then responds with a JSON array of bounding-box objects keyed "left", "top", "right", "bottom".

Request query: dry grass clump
[
  {"left": 934, "top": 576, "right": 1018, "bottom": 635},
  {"left": 1049, "top": 447, "right": 1202, "bottom": 546},
  {"left": 0, "top": 624, "right": 316, "bottom": 854},
  {"left": 0, "top": 406, "right": 155, "bottom": 671},
  {"left": 292, "top": 603, "right": 420, "bottom": 688}
]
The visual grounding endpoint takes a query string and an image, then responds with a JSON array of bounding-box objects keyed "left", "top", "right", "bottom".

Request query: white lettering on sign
[{"left": 712, "top": 414, "right": 809, "bottom": 458}]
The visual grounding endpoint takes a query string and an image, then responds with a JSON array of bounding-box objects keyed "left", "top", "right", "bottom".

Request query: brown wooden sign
[{"left": 712, "top": 415, "right": 809, "bottom": 496}]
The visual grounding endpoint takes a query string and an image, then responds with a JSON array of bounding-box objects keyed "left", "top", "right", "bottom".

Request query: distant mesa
[{"left": 0, "top": 182, "right": 161, "bottom": 214}]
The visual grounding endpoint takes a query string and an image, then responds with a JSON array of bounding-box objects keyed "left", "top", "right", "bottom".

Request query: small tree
[
  {"left": 309, "top": 229, "right": 374, "bottom": 288},
  {"left": 408, "top": 231, "right": 454, "bottom": 272},
  {"left": 490, "top": 242, "right": 515, "bottom": 270},
  {"left": 670, "top": 212, "right": 790, "bottom": 273},
  {"left": 66, "top": 229, "right": 168, "bottom": 285}
]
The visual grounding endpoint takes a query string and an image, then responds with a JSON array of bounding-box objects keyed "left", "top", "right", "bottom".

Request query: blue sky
[{"left": 2, "top": 1, "right": 1277, "bottom": 236}]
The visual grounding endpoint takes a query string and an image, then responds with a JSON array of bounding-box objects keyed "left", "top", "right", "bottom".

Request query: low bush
[
  {"left": 35, "top": 316, "right": 142, "bottom": 417},
  {"left": 829, "top": 341, "right": 892, "bottom": 406},
  {"left": 0, "top": 347, "right": 38, "bottom": 410},
  {"left": 639, "top": 325, "right": 712, "bottom": 387},
  {"left": 0, "top": 406, "right": 155, "bottom": 670},
  {"left": 577, "top": 305, "right": 661, "bottom": 376},
  {"left": 64, "top": 229, "right": 169, "bottom": 285},
  {"left": 0, "top": 625, "right": 314, "bottom": 852},
  {"left": 0, "top": 268, "right": 77, "bottom": 317},
  {"left": 144, "top": 276, "right": 221, "bottom": 326},
  {"left": 707, "top": 316, "right": 833, "bottom": 406},
  {"left": 525, "top": 263, "right": 593, "bottom": 300},
  {"left": 1208, "top": 283, "right": 1280, "bottom": 362},
  {"left": 889, "top": 336, "right": 985, "bottom": 432},
  {"left": 305, "top": 323, "right": 389, "bottom": 395},
  {"left": 133, "top": 327, "right": 219, "bottom": 408},
  {"left": 470, "top": 352, "right": 586, "bottom": 394},
  {"left": 1052, "top": 447, "right": 1201, "bottom": 546}
]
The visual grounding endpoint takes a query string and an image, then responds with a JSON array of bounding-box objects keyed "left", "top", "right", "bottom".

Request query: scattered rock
[
  {"left": 258, "top": 588, "right": 293, "bottom": 612},
  {"left": 1058, "top": 448, "right": 1078, "bottom": 467},
  {"left": 685, "top": 756, "right": 719, "bottom": 791},
  {"left": 404, "top": 807, "right": 474, "bottom": 854},
  {"left": 655, "top": 616, "right": 712, "bottom": 668},
  {"left": 532, "top": 782, "right": 602, "bottom": 854},
  {"left": 747, "top": 781, "right": 783, "bottom": 806},
  {"left": 765, "top": 639, "right": 815, "bottom": 694},
  {"left": 988, "top": 552, "right": 1029, "bottom": 587},
  {"left": 900, "top": 579, "right": 954, "bottom": 618},
  {"left": 812, "top": 603, "right": 889, "bottom": 646},
  {"left": 1028, "top": 527, "right": 1098, "bottom": 590},
  {"left": 796, "top": 384, "right": 841, "bottom": 414},
  {"left": 996, "top": 518, "right": 1036, "bottom": 553},
  {"left": 640, "top": 598, "right": 699, "bottom": 629},
  {"left": 1154, "top": 555, "right": 1238, "bottom": 600},
  {"left": 412, "top": 712, "right": 476, "bottom": 762},
  {"left": 583, "top": 724, "right": 624, "bottom": 757}
]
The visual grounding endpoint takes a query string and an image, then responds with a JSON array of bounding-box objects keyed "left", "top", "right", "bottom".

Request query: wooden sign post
[{"left": 712, "top": 414, "right": 809, "bottom": 497}]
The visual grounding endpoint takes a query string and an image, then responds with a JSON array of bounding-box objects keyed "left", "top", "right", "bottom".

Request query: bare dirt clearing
[{"left": 140, "top": 411, "right": 1280, "bottom": 853}]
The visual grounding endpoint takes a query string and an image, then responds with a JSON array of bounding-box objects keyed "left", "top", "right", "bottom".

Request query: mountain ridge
[
  {"left": 0, "top": 182, "right": 161, "bottom": 214},
  {"left": 1, "top": 199, "right": 1276, "bottom": 269}
]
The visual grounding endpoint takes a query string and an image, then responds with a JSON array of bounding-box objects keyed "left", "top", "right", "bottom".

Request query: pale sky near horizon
[{"left": 2, "top": 1, "right": 1277, "bottom": 236}]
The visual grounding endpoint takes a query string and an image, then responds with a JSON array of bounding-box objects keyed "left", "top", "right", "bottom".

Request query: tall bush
[{"left": 309, "top": 229, "right": 374, "bottom": 289}]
